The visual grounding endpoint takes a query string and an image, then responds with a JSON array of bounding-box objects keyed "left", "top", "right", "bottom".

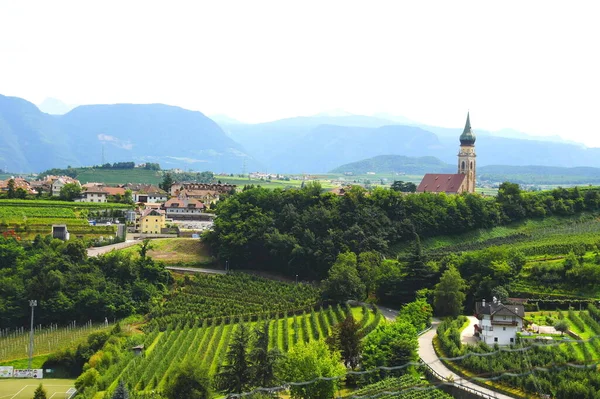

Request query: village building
[
  {"left": 51, "top": 176, "right": 80, "bottom": 197},
  {"left": 139, "top": 208, "right": 166, "bottom": 234},
  {"left": 417, "top": 113, "right": 476, "bottom": 194},
  {"left": 75, "top": 186, "right": 108, "bottom": 203},
  {"left": 125, "top": 184, "right": 168, "bottom": 203},
  {"left": 169, "top": 183, "right": 235, "bottom": 204},
  {"left": 162, "top": 197, "right": 205, "bottom": 220},
  {"left": 0, "top": 177, "right": 35, "bottom": 195},
  {"left": 474, "top": 298, "right": 525, "bottom": 345}
]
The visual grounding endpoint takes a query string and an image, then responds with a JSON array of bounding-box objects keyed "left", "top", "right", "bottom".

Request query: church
[{"left": 416, "top": 113, "right": 476, "bottom": 194}]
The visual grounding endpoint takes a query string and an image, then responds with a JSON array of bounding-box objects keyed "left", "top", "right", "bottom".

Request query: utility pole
[{"left": 28, "top": 300, "right": 37, "bottom": 369}]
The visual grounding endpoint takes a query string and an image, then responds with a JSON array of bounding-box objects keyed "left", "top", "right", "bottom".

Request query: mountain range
[
  {"left": 0, "top": 94, "right": 260, "bottom": 173},
  {"left": 332, "top": 155, "right": 600, "bottom": 185},
  {"left": 2, "top": 93, "right": 600, "bottom": 176}
]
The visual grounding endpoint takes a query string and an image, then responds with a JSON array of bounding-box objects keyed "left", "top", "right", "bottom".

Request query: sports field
[{"left": 0, "top": 379, "right": 75, "bottom": 399}]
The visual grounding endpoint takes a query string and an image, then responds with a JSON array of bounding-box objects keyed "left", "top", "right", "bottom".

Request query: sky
[{"left": 1, "top": 1, "right": 599, "bottom": 146}]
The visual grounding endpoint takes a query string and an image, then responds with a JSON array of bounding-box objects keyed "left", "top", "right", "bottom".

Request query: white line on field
[{"left": 10, "top": 385, "right": 32, "bottom": 399}]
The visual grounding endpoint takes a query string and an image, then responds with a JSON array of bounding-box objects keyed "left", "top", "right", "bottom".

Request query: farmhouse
[
  {"left": 417, "top": 113, "right": 476, "bottom": 194},
  {"left": 474, "top": 298, "right": 524, "bottom": 345}
]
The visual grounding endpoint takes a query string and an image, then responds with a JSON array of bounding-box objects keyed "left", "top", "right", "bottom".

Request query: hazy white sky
[{"left": 1, "top": 1, "right": 599, "bottom": 145}]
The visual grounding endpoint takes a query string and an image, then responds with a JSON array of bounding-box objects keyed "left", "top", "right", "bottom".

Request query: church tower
[{"left": 458, "top": 112, "right": 476, "bottom": 193}]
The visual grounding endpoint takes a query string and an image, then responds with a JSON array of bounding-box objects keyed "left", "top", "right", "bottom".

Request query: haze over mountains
[{"left": 2, "top": 93, "right": 600, "bottom": 175}]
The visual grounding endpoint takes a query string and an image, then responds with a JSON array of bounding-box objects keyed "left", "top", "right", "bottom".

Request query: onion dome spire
[{"left": 460, "top": 112, "right": 476, "bottom": 146}]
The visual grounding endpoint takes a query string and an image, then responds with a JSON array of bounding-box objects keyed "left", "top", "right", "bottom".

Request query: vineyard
[
  {"left": 347, "top": 374, "right": 452, "bottom": 399},
  {"left": 83, "top": 304, "right": 383, "bottom": 398},
  {"left": 0, "top": 199, "right": 128, "bottom": 239},
  {"left": 397, "top": 212, "right": 600, "bottom": 257},
  {"left": 436, "top": 306, "right": 600, "bottom": 398},
  {"left": 149, "top": 273, "right": 322, "bottom": 328},
  {"left": 0, "top": 321, "right": 112, "bottom": 363}
]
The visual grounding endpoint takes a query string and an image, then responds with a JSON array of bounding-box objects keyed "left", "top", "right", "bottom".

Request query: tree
[
  {"left": 164, "top": 362, "right": 211, "bottom": 399},
  {"left": 138, "top": 239, "right": 153, "bottom": 260},
  {"left": 111, "top": 380, "right": 129, "bottom": 399},
  {"left": 322, "top": 252, "right": 365, "bottom": 301},
  {"left": 6, "top": 179, "right": 15, "bottom": 199},
  {"left": 433, "top": 266, "right": 466, "bottom": 317},
  {"left": 398, "top": 298, "right": 433, "bottom": 332},
  {"left": 59, "top": 183, "right": 81, "bottom": 201},
  {"left": 357, "top": 251, "right": 381, "bottom": 297},
  {"left": 391, "top": 181, "right": 416, "bottom": 193},
  {"left": 123, "top": 189, "right": 134, "bottom": 204},
  {"left": 216, "top": 323, "right": 252, "bottom": 393},
  {"left": 281, "top": 340, "right": 346, "bottom": 399},
  {"left": 249, "top": 322, "right": 281, "bottom": 387},
  {"left": 491, "top": 286, "right": 509, "bottom": 304},
  {"left": 15, "top": 187, "right": 27, "bottom": 199},
  {"left": 160, "top": 173, "right": 174, "bottom": 192},
  {"left": 361, "top": 320, "right": 418, "bottom": 382},
  {"left": 555, "top": 320, "right": 569, "bottom": 336},
  {"left": 326, "top": 314, "right": 363, "bottom": 369},
  {"left": 33, "top": 384, "right": 47, "bottom": 399}
]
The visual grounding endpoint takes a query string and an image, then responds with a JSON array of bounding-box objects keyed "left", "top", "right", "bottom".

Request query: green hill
[{"left": 329, "top": 155, "right": 454, "bottom": 174}]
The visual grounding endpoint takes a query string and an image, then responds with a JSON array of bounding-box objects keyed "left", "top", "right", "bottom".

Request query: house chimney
[{"left": 482, "top": 299, "right": 485, "bottom": 307}]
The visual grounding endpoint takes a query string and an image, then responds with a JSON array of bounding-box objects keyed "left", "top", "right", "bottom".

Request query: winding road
[{"left": 378, "top": 307, "right": 513, "bottom": 398}]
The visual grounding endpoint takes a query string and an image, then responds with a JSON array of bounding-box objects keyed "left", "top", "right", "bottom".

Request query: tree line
[
  {"left": 207, "top": 182, "right": 600, "bottom": 281},
  {"left": 0, "top": 236, "right": 169, "bottom": 328}
]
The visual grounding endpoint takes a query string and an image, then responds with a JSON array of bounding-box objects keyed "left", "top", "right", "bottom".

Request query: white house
[
  {"left": 51, "top": 177, "right": 80, "bottom": 197},
  {"left": 75, "top": 187, "right": 107, "bottom": 203},
  {"left": 474, "top": 299, "right": 525, "bottom": 345}
]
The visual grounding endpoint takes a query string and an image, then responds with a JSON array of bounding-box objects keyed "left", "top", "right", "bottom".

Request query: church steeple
[
  {"left": 460, "top": 112, "right": 476, "bottom": 146},
  {"left": 458, "top": 112, "right": 476, "bottom": 193}
]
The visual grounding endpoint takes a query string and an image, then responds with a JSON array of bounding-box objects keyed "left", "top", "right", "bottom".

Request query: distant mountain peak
[{"left": 37, "top": 97, "right": 76, "bottom": 115}]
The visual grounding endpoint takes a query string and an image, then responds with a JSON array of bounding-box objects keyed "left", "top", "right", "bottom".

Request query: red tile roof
[
  {"left": 164, "top": 198, "right": 205, "bottom": 209},
  {"left": 416, "top": 174, "right": 466, "bottom": 194}
]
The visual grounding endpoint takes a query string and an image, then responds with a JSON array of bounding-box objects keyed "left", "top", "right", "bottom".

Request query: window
[
  {"left": 461, "top": 161, "right": 465, "bottom": 170},
  {"left": 503, "top": 327, "right": 506, "bottom": 331},
  {"left": 503, "top": 316, "right": 506, "bottom": 320},
  {"left": 494, "top": 337, "right": 498, "bottom": 342},
  {"left": 510, "top": 338, "right": 514, "bottom": 343}
]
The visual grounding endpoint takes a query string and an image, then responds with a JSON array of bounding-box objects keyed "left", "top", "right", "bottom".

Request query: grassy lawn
[
  {"left": 118, "top": 238, "right": 216, "bottom": 266},
  {"left": 0, "top": 378, "right": 75, "bottom": 398}
]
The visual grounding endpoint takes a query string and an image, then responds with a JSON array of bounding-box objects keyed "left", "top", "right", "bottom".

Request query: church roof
[
  {"left": 460, "top": 112, "right": 476, "bottom": 146},
  {"left": 416, "top": 174, "right": 466, "bottom": 194}
]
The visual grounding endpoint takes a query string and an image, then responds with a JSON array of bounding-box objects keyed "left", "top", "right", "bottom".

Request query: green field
[
  {"left": 118, "top": 238, "right": 216, "bottom": 266},
  {"left": 75, "top": 168, "right": 163, "bottom": 185},
  {"left": 0, "top": 378, "right": 75, "bottom": 398}
]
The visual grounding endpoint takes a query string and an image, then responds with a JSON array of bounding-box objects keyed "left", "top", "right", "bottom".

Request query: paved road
[
  {"left": 165, "top": 266, "right": 226, "bottom": 275},
  {"left": 461, "top": 315, "right": 480, "bottom": 345},
  {"left": 87, "top": 240, "right": 139, "bottom": 257},
  {"left": 418, "top": 319, "right": 514, "bottom": 399}
]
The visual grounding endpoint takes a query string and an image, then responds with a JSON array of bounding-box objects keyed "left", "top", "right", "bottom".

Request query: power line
[{"left": 226, "top": 336, "right": 600, "bottom": 399}]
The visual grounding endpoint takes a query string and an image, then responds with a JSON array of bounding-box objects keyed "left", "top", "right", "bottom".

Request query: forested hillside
[{"left": 207, "top": 184, "right": 600, "bottom": 302}]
